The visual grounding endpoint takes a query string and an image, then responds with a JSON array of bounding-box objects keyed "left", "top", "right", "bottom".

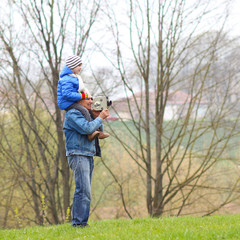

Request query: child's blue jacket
[{"left": 57, "top": 65, "right": 81, "bottom": 110}]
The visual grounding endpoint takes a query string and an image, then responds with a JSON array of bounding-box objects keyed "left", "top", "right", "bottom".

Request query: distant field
[
  {"left": 1, "top": 215, "right": 240, "bottom": 240},
  {"left": 106, "top": 119, "right": 240, "bottom": 158}
]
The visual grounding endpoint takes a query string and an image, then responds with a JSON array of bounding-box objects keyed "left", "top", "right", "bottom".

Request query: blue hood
[{"left": 60, "top": 65, "right": 73, "bottom": 78}]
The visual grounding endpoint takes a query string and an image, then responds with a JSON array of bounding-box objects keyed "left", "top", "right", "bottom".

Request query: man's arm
[
  {"left": 67, "top": 110, "right": 102, "bottom": 134},
  {"left": 67, "top": 109, "right": 109, "bottom": 135}
]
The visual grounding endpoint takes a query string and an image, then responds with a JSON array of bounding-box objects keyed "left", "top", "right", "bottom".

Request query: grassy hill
[{"left": 1, "top": 215, "right": 240, "bottom": 240}]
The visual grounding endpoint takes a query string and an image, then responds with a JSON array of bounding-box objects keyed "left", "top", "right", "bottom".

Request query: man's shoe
[
  {"left": 88, "top": 131, "right": 100, "bottom": 141},
  {"left": 72, "top": 223, "right": 90, "bottom": 228},
  {"left": 98, "top": 132, "right": 110, "bottom": 139}
]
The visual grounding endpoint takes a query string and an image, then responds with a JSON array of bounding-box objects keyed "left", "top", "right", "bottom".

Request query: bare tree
[
  {"left": 97, "top": 0, "right": 240, "bottom": 217},
  {"left": 0, "top": 0, "right": 101, "bottom": 226}
]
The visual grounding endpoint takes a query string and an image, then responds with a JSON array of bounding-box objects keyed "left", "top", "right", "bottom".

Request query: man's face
[
  {"left": 72, "top": 64, "right": 82, "bottom": 74},
  {"left": 79, "top": 97, "right": 93, "bottom": 110}
]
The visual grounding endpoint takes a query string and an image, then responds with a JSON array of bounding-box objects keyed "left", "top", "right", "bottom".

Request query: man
[{"left": 63, "top": 95, "right": 109, "bottom": 227}]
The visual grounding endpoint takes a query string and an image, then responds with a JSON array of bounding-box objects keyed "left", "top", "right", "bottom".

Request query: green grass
[{"left": 1, "top": 215, "right": 240, "bottom": 240}]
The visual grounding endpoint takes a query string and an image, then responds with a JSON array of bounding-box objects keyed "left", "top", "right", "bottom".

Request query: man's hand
[
  {"left": 99, "top": 109, "right": 109, "bottom": 120},
  {"left": 91, "top": 109, "right": 101, "bottom": 118}
]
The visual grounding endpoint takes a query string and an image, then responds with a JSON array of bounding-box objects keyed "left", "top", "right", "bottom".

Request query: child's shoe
[
  {"left": 88, "top": 131, "right": 100, "bottom": 141},
  {"left": 98, "top": 132, "right": 110, "bottom": 139}
]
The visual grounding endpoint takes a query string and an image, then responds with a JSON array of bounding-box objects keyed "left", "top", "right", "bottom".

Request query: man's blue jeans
[{"left": 68, "top": 155, "right": 94, "bottom": 226}]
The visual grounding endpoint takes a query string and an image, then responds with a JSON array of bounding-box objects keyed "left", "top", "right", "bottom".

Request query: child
[{"left": 57, "top": 55, "right": 109, "bottom": 141}]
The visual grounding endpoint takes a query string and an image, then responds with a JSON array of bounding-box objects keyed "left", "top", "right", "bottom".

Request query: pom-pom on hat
[
  {"left": 80, "top": 92, "right": 89, "bottom": 100},
  {"left": 66, "top": 55, "right": 82, "bottom": 69}
]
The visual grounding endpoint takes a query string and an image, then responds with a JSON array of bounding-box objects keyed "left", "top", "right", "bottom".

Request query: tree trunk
[
  {"left": 52, "top": 71, "right": 70, "bottom": 219},
  {"left": 153, "top": 110, "right": 163, "bottom": 217},
  {"left": 145, "top": 82, "right": 152, "bottom": 215}
]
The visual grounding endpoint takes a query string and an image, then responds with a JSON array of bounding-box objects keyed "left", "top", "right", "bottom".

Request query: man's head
[
  {"left": 66, "top": 55, "right": 82, "bottom": 74},
  {"left": 77, "top": 93, "right": 93, "bottom": 111}
]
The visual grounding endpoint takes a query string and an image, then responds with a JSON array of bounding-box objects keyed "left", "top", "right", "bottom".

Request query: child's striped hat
[{"left": 66, "top": 55, "right": 82, "bottom": 69}]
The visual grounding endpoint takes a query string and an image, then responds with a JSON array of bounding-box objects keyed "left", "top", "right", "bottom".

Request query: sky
[
  {"left": 226, "top": 0, "right": 240, "bottom": 37},
  {"left": 1, "top": 0, "right": 239, "bottom": 72},
  {"left": 82, "top": 0, "right": 240, "bottom": 73}
]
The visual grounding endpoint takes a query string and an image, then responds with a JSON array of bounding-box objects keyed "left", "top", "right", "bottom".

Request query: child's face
[{"left": 72, "top": 64, "right": 82, "bottom": 74}]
